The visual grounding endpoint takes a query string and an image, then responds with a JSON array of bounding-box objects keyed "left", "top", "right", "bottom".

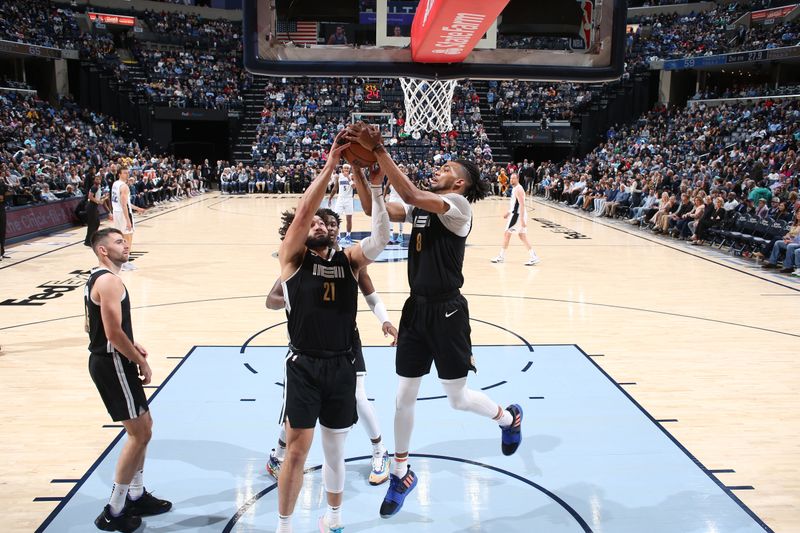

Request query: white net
[{"left": 400, "top": 77, "right": 458, "bottom": 134}]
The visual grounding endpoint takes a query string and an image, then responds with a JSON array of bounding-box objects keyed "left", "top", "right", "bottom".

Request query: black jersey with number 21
[{"left": 283, "top": 248, "right": 358, "bottom": 354}]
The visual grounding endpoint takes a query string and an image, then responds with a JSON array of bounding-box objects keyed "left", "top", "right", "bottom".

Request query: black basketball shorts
[
  {"left": 395, "top": 293, "right": 476, "bottom": 380},
  {"left": 353, "top": 328, "right": 366, "bottom": 375},
  {"left": 281, "top": 351, "right": 357, "bottom": 430},
  {"left": 89, "top": 352, "right": 149, "bottom": 422}
]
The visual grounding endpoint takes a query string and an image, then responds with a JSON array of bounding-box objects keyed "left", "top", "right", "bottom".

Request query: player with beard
[{"left": 273, "top": 132, "right": 390, "bottom": 533}]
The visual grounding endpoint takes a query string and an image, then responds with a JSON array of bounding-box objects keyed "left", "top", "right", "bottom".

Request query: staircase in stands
[
  {"left": 470, "top": 80, "right": 513, "bottom": 166},
  {"left": 232, "top": 76, "right": 271, "bottom": 163}
]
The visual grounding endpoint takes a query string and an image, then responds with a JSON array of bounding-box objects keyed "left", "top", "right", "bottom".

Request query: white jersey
[
  {"left": 508, "top": 185, "right": 525, "bottom": 215},
  {"left": 506, "top": 184, "right": 527, "bottom": 232},
  {"left": 110, "top": 180, "right": 131, "bottom": 213},
  {"left": 335, "top": 173, "right": 353, "bottom": 205}
]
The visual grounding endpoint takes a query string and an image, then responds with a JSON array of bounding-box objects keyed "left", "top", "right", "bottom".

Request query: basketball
[
  {"left": 338, "top": 123, "right": 377, "bottom": 167},
  {"left": 341, "top": 142, "right": 377, "bottom": 167}
]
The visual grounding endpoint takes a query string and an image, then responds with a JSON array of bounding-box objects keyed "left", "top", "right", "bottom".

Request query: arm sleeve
[
  {"left": 404, "top": 203, "right": 414, "bottom": 223},
  {"left": 358, "top": 186, "right": 391, "bottom": 261},
  {"left": 437, "top": 194, "right": 472, "bottom": 237},
  {"left": 364, "top": 292, "right": 390, "bottom": 325}
]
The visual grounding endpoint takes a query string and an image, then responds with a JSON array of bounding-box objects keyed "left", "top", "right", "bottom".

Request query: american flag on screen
[{"left": 276, "top": 20, "right": 318, "bottom": 45}]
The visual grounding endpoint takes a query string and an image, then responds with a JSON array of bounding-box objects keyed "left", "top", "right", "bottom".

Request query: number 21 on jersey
[{"left": 323, "top": 281, "right": 336, "bottom": 302}]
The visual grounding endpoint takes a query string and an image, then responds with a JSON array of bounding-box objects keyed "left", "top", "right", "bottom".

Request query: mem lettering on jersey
[
  {"left": 312, "top": 263, "right": 345, "bottom": 279},
  {"left": 413, "top": 214, "right": 430, "bottom": 228}
]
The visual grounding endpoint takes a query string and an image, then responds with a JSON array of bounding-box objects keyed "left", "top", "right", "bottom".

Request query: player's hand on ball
[
  {"left": 328, "top": 130, "right": 350, "bottom": 165},
  {"left": 346, "top": 122, "right": 381, "bottom": 151}
]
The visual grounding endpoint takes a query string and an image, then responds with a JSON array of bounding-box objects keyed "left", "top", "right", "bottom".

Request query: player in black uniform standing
[
  {"left": 84, "top": 174, "right": 107, "bottom": 247},
  {"left": 85, "top": 228, "right": 171, "bottom": 532},
  {"left": 348, "top": 124, "right": 524, "bottom": 519},
  {"left": 275, "top": 131, "right": 390, "bottom": 533}
]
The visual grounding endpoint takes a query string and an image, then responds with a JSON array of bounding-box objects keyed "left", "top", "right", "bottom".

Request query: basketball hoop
[{"left": 400, "top": 77, "right": 458, "bottom": 134}]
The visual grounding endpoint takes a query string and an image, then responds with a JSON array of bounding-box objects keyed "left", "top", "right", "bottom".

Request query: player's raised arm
[
  {"left": 346, "top": 125, "right": 449, "bottom": 215},
  {"left": 345, "top": 161, "right": 390, "bottom": 273},
  {"left": 279, "top": 131, "right": 349, "bottom": 274}
]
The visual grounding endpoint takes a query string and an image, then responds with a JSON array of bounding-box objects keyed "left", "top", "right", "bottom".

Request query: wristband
[{"left": 372, "top": 144, "right": 387, "bottom": 154}]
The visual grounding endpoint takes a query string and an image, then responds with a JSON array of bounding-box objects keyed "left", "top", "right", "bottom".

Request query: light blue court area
[{"left": 39, "top": 344, "right": 771, "bottom": 532}]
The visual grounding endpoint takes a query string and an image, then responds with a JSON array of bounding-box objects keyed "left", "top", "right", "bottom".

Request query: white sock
[
  {"left": 393, "top": 456, "right": 409, "bottom": 478},
  {"left": 371, "top": 439, "right": 385, "bottom": 456},
  {"left": 277, "top": 514, "right": 292, "bottom": 533},
  {"left": 530, "top": 249, "right": 538, "bottom": 259},
  {"left": 108, "top": 482, "right": 129, "bottom": 516},
  {"left": 325, "top": 505, "right": 342, "bottom": 527},
  {"left": 275, "top": 437, "right": 286, "bottom": 461},
  {"left": 496, "top": 408, "right": 513, "bottom": 428},
  {"left": 498, "top": 249, "right": 505, "bottom": 258},
  {"left": 128, "top": 470, "right": 144, "bottom": 500}
]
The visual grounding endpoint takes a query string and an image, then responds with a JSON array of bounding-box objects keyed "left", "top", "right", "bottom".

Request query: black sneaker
[
  {"left": 501, "top": 404, "right": 523, "bottom": 456},
  {"left": 95, "top": 505, "right": 141, "bottom": 532},
  {"left": 379, "top": 467, "right": 417, "bottom": 518},
  {"left": 124, "top": 489, "right": 172, "bottom": 516}
]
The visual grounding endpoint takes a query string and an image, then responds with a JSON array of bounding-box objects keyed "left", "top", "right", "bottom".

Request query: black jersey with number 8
[{"left": 408, "top": 207, "right": 468, "bottom": 297}]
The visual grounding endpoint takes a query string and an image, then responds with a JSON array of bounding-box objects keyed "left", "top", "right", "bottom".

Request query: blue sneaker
[
  {"left": 379, "top": 467, "right": 417, "bottom": 518},
  {"left": 501, "top": 404, "right": 523, "bottom": 456}
]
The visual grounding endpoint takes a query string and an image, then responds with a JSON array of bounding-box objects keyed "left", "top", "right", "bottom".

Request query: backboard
[{"left": 243, "top": 0, "right": 626, "bottom": 82}]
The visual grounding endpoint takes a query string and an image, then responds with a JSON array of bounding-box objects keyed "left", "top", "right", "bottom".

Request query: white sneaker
[
  {"left": 318, "top": 515, "right": 343, "bottom": 533},
  {"left": 490, "top": 256, "right": 504, "bottom": 263},
  {"left": 369, "top": 450, "right": 390, "bottom": 486},
  {"left": 792, "top": 269, "right": 800, "bottom": 277},
  {"left": 524, "top": 257, "right": 541, "bottom": 266}
]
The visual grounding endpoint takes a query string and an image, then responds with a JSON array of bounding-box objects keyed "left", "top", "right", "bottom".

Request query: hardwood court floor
[{"left": 0, "top": 193, "right": 797, "bottom": 532}]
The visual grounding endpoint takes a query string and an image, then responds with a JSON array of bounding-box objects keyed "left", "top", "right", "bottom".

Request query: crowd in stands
[
  {"left": 0, "top": 92, "right": 207, "bottom": 208},
  {"left": 132, "top": 48, "right": 245, "bottom": 109},
  {"left": 116, "top": 10, "right": 247, "bottom": 109},
  {"left": 488, "top": 81, "right": 593, "bottom": 121},
  {"left": 238, "top": 76, "right": 497, "bottom": 192},
  {"left": 526, "top": 97, "right": 800, "bottom": 275},
  {"left": 139, "top": 10, "right": 241, "bottom": 51},
  {"left": 0, "top": 0, "right": 81, "bottom": 49},
  {"left": 691, "top": 84, "right": 800, "bottom": 100},
  {"left": 629, "top": 7, "right": 800, "bottom": 64}
]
